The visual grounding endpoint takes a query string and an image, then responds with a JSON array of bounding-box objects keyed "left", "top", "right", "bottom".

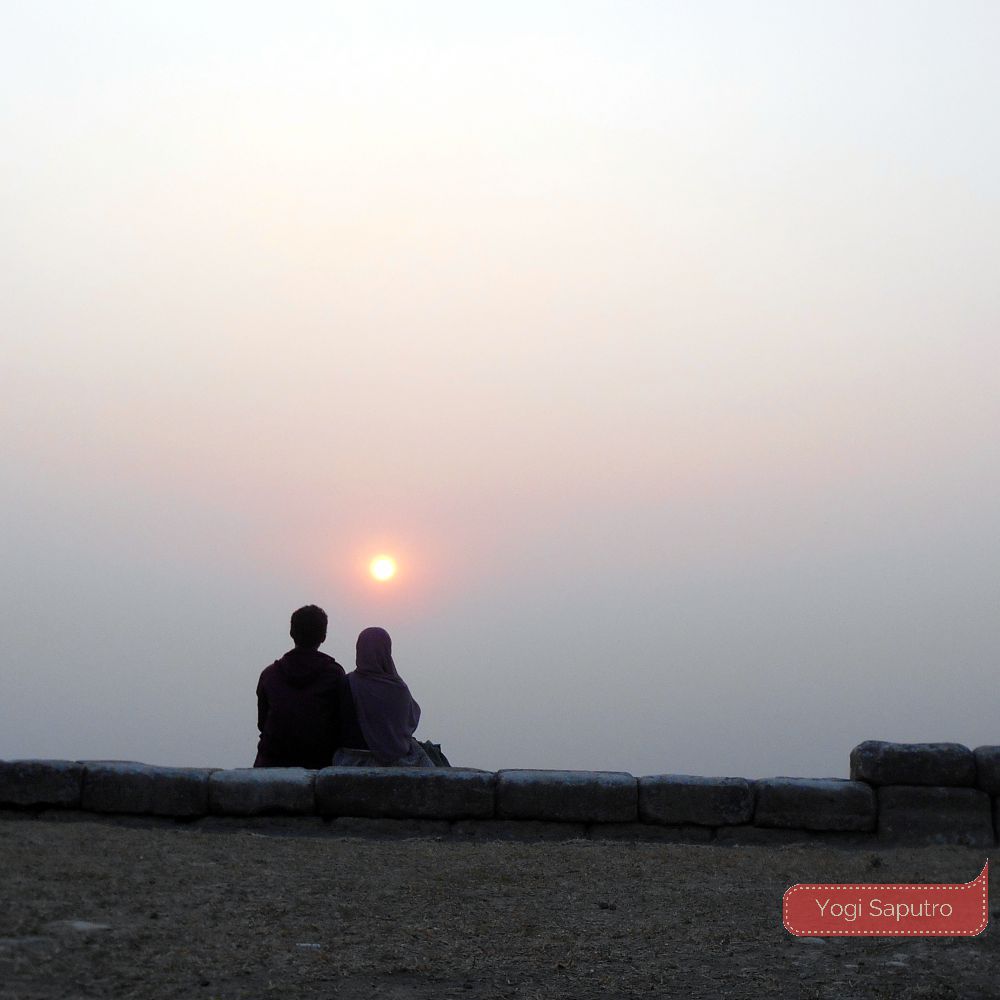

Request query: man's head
[{"left": 289, "top": 605, "right": 328, "bottom": 650}]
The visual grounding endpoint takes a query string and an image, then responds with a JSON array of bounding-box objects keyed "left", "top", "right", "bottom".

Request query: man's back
[{"left": 254, "top": 647, "right": 345, "bottom": 769}]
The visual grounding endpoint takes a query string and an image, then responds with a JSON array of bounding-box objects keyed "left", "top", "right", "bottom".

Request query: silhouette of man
[{"left": 254, "top": 605, "right": 345, "bottom": 768}]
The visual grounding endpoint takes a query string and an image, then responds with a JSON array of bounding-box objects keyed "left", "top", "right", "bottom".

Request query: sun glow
[{"left": 369, "top": 555, "right": 397, "bottom": 581}]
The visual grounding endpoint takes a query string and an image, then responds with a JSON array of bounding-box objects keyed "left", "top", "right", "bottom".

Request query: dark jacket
[{"left": 254, "top": 647, "right": 345, "bottom": 768}]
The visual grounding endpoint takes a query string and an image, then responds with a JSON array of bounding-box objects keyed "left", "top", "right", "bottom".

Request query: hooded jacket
[{"left": 254, "top": 647, "right": 345, "bottom": 768}]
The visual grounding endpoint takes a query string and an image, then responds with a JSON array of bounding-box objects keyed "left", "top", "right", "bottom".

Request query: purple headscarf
[{"left": 347, "top": 627, "right": 421, "bottom": 764}]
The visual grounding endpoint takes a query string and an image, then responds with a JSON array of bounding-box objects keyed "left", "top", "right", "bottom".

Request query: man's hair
[{"left": 289, "top": 605, "right": 328, "bottom": 648}]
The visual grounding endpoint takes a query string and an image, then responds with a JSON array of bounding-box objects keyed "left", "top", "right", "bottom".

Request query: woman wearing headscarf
[{"left": 332, "top": 627, "right": 435, "bottom": 767}]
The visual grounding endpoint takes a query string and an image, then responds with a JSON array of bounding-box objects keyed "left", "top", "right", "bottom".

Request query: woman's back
[{"left": 332, "top": 627, "right": 434, "bottom": 768}]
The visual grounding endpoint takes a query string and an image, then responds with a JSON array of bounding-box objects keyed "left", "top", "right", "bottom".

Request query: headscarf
[{"left": 347, "top": 626, "right": 421, "bottom": 764}]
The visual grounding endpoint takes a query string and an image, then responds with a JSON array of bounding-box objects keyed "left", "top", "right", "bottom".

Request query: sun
[{"left": 369, "top": 555, "right": 397, "bottom": 582}]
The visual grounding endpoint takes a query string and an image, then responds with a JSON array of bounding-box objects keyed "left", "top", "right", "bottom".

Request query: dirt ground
[{"left": 0, "top": 813, "right": 996, "bottom": 999}]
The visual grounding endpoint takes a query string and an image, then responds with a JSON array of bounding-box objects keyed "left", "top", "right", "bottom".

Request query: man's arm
[
  {"left": 256, "top": 677, "right": 268, "bottom": 734},
  {"left": 328, "top": 662, "right": 347, "bottom": 750}
]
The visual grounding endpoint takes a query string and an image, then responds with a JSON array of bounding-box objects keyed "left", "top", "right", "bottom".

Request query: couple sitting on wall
[{"left": 254, "top": 605, "right": 444, "bottom": 770}]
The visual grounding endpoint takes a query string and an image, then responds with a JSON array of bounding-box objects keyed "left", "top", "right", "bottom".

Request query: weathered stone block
[
  {"left": 450, "top": 819, "right": 588, "bottom": 841},
  {"left": 151, "top": 768, "right": 215, "bottom": 816},
  {"left": 850, "top": 741, "right": 975, "bottom": 787},
  {"left": 81, "top": 763, "right": 213, "bottom": 816},
  {"left": 208, "top": 768, "right": 315, "bottom": 816},
  {"left": 496, "top": 770, "right": 636, "bottom": 823},
  {"left": 973, "top": 746, "right": 1000, "bottom": 794},
  {"left": 754, "top": 778, "right": 875, "bottom": 831},
  {"left": 82, "top": 763, "right": 153, "bottom": 813},
  {"left": 588, "top": 822, "right": 713, "bottom": 843},
  {"left": 315, "top": 767, "right": 494, "bottom": 820},
  {"left": 639, "top": 774, "right": 753, "bottom": 826},
  {"left": 0, "top": 760, "right": 83, "bottom": 807},
  {"left": 877, "top": 786, "right": 994, "bottom": 846}
]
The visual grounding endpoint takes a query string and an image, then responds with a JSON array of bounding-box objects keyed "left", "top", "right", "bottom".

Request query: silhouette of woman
[{"left": 333, "top": 627, "right": 434, "bottom": 767}]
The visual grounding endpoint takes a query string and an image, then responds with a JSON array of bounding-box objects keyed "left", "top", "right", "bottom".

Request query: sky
[{"left": 2, "top": 1, "right": 998, "bottom": 778}]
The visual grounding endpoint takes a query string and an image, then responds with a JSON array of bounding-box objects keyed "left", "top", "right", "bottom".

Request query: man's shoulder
[
  {"left": 256, "top": 650, "right": 344, "bottom": 690},
  {"left": 257, "top": 658, "right": 281, "bottom": 683}
]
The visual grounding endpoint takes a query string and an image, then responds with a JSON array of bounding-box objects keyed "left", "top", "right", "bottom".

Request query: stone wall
[{"left": 1, "top": 741, "right": 997, "bottom": 846}]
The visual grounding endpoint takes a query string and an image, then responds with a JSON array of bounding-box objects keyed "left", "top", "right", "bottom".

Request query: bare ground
[{"left": 0, "top": 814, "right": 996, "bottom": 999}]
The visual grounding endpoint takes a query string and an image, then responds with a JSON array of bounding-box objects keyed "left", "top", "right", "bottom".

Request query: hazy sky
[{"left": 3, "top": 1, "right": 998, "bottom": 778}]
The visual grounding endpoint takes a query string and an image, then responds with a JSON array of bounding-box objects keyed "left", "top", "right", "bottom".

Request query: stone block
[
  {"left": 850, "top": 741, "right": 975, "bottom": 787},
  {"left": 0, "top": 760, "right": 83, "bottom": 807},
  {"left": 315, "top": 767, "right": 494, "bottom": 820},
  {"left": 496, "top": 770, "right": 636, "bottom": 823},
  {"left": 81, "top": 763, "right": 213, "bottom": 816},
  {"left": 877, "top": 786, "right": 994, "bottom": 846},
  {"left": 208, "top": 768, "right": 315, "bottom": 816},
  {"left": 973, "top": 746, "right": 1000, "bottom": 794},
  {"left": 450, "top": 819, "right": 589, "bottom": 841},
  {"left": 754, "top": 778, "right": 875, "bottom": 831},
  {"left": 82, "top": 763, "right": 154, "bottom": 813},
  {"left": 588, "top": 822, "right": 713, "bottom": 843},
  {"left": 149, "top": 768, "right": 215, "bottom": 816},
  {"left": 639, "top": 774, "right": 753, "bottom": 826}
]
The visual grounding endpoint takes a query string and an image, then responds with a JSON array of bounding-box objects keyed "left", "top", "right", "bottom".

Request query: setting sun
[{"left": 369, "top": 555, "right": 397, "bottom": 582}]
